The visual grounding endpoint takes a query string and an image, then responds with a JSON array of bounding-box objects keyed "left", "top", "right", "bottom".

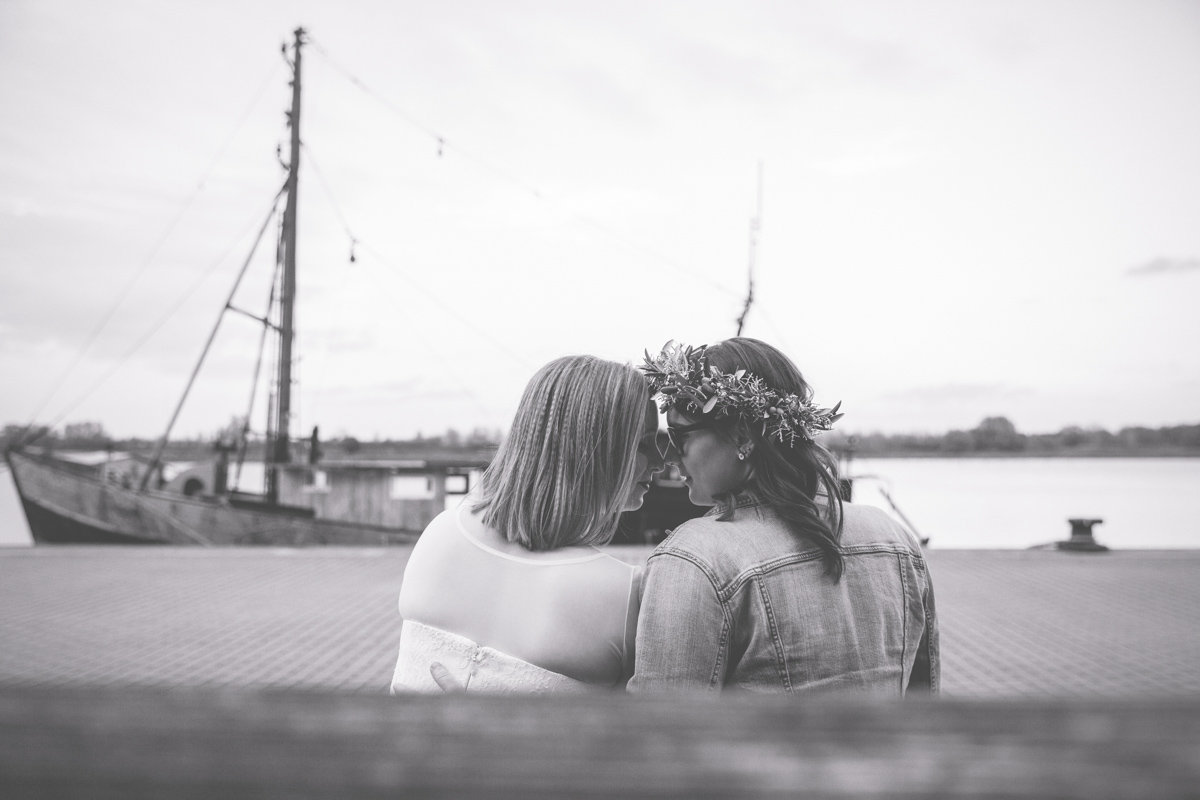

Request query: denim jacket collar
[{"left": 706, "top": 492, "right": 761, "bottom": 517}]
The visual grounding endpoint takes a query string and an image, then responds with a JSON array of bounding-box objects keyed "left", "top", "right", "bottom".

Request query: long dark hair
[{"left": 688, "top": 338, "right": 845, "bottom": 580}]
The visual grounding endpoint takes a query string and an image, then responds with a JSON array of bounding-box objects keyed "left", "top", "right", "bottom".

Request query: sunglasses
[{"left": 657, "top": 419, "right": 718, "bottom": 458}]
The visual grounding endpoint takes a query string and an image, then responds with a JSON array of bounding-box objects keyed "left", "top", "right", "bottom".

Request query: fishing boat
[
  {"left": 4, "top": 29, "right": 490, "bottom": 546},
  {"left": 6, "top": 29, "right": 901, "bottom": 549}
]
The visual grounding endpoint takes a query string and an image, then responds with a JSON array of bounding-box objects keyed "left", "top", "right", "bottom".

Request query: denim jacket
[{"left": 628, "top": 498, "right": 938, "bottom": 695}]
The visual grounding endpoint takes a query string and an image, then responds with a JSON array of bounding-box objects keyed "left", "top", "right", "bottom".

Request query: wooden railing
[{"left": 1, "top": 686, "right": 1197, "bottom": 798}]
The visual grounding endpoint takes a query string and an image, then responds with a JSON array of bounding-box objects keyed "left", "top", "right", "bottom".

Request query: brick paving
[
  {"left": 931, "top": 550, "right": 1200, "bottom": 697},
  {"left": 1, "top": 547, "right": 1198, "bottom": 697}
]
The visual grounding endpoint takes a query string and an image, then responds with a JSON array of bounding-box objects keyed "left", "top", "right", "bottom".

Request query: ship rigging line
[
  {"left": 140, "top": 185, "right": 288, "bottom": 491},
  {"left": 359, "top": 240, "right": 532, "bottom": 371},
  {"left": 352, "top": 244, "right": 511, "bottom": 426},
  {"left": 747, "top": 302, "right": 797, "bottom": 357},
  {"left": 302, "top": 143, "right": 531, "bottom": 373},
  {"left": 13, "top": 60, "right": 286, "bottom": 448},
  {"left": 233, "top": 254, "right": 282, "bottom": 492},
  {"left": 306, "top": 37, "right": 739, "bottom": 299},
  {"left": 32, "top": 185, "right": 287, "bottom": 447},
  {"left": 302, "top": 146, "right": 515, "bottom": 425},
  {"left": 299, "top": 144, "right": 355, "bottom": 246},
  {"left": 735, "top": 161, "right": 763, "bottom": 337}
]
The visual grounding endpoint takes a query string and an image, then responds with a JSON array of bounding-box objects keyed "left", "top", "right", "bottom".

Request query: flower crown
[{"left": 639, "top": 341, "right": 843, "bottom": 446}]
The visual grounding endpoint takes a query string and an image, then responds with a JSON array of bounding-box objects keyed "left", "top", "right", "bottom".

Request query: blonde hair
[{"left": 474, "top": 355, "right": 649, "bottom": 551}]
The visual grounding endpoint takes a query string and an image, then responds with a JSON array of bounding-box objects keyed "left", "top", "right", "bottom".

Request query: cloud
[
  {"left": 809, "top": 148, "right": 928, "bottom": 175},
  {"left": 660, "top": 39, "right": 789, "bottom": 104},
  {"left": 975, "top": 20, "right": 1039, "bottom": 64},
  {"left": 845, "top": 38, "right": 951, "bottom": 89},
  {"left": 882, "top": 383, "right": 1033, "bottom": 404},
  {"left": 305, "top": 380, "right": 480, "bottom": 403},
  {"left": 808, "top": 130, "right": 932, "bottom": 175},
  {"left": 1126, "top": 257, "right": 1200, "bottom": 276}
]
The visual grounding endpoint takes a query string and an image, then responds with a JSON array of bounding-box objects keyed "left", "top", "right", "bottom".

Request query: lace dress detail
[{"left": 391, "top": 620, "right": 594, "bottom": 694}]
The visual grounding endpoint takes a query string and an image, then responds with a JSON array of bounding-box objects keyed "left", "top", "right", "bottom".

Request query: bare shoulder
[
  {"left": 407, "top": 508, "right": 458, "bottom": 554},
  {"left": 585, "top": 549, "right": 643, "bottom": 590}
]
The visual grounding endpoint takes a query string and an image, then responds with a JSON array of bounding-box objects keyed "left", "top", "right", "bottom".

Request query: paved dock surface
[{"left": 1, "top": 547, "right": 1198, "bottom": 697}]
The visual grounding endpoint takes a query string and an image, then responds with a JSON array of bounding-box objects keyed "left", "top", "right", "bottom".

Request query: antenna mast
[
  {"left": 735, "top": 161, "right": 762, "bottom": 337},
  {"left": 266, "top": 26, "right": 305, "bottom": 503}
]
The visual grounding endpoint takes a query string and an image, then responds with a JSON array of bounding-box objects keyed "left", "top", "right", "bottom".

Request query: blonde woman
[{"left": 391, "top": 355, "right": 662, "bottom": 693}]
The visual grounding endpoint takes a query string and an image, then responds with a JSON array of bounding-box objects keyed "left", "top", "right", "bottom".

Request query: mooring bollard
[{"left": 1057, "top": 518, "right": 1108, "bottom": 552}]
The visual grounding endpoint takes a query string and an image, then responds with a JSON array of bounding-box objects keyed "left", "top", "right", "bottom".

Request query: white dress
[{"left": 391, "top": 503, "right": 641, "bottom": 693}]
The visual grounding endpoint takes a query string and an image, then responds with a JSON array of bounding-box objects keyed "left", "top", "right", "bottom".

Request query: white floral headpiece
[{"left": 640, "top": 340, "right": 843, "bottom": 446}]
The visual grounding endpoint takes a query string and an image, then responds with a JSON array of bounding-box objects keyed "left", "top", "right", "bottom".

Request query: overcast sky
[{"left": 1, "top": 0, "right": 1198, "bottom": 441}]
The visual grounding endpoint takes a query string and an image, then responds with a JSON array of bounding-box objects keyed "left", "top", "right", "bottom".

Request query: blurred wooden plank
[{"left": 1, "top": 687, "right": 1197, "bottom": 798}]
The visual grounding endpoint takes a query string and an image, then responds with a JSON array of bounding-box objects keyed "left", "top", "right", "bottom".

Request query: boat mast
[{"left": 267, "top": 27, "right": 305, "bottom": 503}]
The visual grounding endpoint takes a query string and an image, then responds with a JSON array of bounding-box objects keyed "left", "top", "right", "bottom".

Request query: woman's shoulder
[
  {"left": 398, "top": 510, "right": 460, "bottom": 605},
  {"left": 649, "top": 505, "right": 781, "bottom": 577},
  {"left": 656, "top": 510, "right": 726, "bottom": 548},
  {"left": 403, "top": 507, "right": 461, "bottom": 563},
  {"left": 407, "top": 503, "right": 637, "bottom": 589},
  {"left": 650, "top": 500, "right": 921, "bottom": 577},
  {"left": 537, "top": 547, "right": 641, "bottom": 612},
  {"left": 839, "top": 503, "right": 924, "bottom": 553},
  {"left": 450, "top": 502, "right": 626, "bottom": 568}
]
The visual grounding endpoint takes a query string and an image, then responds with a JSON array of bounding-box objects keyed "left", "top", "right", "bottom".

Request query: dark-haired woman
[{"left": 628, "top": 338, "right": 938, "bottom": 695}]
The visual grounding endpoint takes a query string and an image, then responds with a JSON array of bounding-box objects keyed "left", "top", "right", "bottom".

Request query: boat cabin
[
  {"left": 276, "top": 455, "right": 490, "bottom": 531},
  {"left": 48, "top": 450, "right": 165, "bottom": 492}
]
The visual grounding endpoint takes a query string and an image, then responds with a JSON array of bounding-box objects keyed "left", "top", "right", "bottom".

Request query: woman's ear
[{"left": 731, "top": 419, "right": 757, "bottom": 453}]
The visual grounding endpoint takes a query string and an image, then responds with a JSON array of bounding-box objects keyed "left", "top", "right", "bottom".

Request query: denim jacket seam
[
  {"left": 710, "top": 616, "right": 730, "bottom": 690},
  {"left": 896, "top": 552, "right": 910, "bottom": 695},
  {"left": 740, "top": 549, "right": 826, "bottom": 580},
  {"left": 718, "top": 551, "right": 824, "bottom": 596},
  {"left": 752, "top": 571, "right": 794, "bottom": 694},
  {"left": 924, "top": 575, "right": 939, "bottom": 693},
  {"left": 647, "top": 549, "right": 724, "bottom": 589},
  {"left": 840, "top": 542, "right": 919, "bottom": 558},
  {"left": 645, "top": 550, "right": 732, "bottom": 689},
  {"left": 653, "top": 540, "right": 745, "bottom": 601},
  {"left": 709, "top": 496, "right": 760, "bottom": 514},
  {"left": 664, "top": 544, "right": 925, "bottom": 597},
  {"left": 928, "top": 600, "right": 938, "bottom": 692}
]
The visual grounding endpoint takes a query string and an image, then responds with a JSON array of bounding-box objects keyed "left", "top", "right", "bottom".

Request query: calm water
[
  {"left": 848, "top": 458, "right": 1200, "bottom": 549},
  {"left": 2, "top": 458, "right": 1198, "bottom": 549}
]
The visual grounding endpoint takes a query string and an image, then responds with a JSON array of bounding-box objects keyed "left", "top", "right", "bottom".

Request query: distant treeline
[
  {"left": 1, "top": 421, "right": 502, "bottom": 462},
  {"left": 5, "top": 418, "right": 1199, "bottom": 460},
  {"left": 821, "top": 417, "right": 1200, "bottom": 457}
]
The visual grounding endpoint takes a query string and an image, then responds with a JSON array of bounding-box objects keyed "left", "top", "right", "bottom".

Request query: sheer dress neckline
[{"left": 454, "top": 503, "right": 608, "bottom": 566}]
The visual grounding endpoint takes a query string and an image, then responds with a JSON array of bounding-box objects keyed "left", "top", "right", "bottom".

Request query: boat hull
[
  {"left": 5, "top": 450, "right": 420, "bottom": 546},
  {"left": 19, "top": 494, "right": 163, "bottom": 544}
]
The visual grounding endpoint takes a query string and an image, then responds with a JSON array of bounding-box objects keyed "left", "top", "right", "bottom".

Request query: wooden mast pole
[{"left": 267, "top": 27, "right": 304, "bottom": 504}]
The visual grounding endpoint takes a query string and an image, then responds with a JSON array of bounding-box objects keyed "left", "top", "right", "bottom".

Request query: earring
[{"left": 738, "top": 451, "right": 747, "bottom": 461}]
